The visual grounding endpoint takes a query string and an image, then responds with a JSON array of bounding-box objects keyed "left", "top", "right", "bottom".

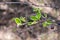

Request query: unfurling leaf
[
  {"left": 20, "top": 17, "right": 26, "bottom": 22},
  {"left": 14, "top": 18, "right": 22, "bottom": 25}
]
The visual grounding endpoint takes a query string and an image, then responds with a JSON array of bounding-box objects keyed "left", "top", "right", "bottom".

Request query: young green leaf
[
  {"left": 42, "top": 21, "right": 47, "bottom": 27},
  {"left": 20, "top": 17, "right": 26, "bottom": 22},
  {"left": 42, "top": 20, "right": 52, "bottom": 27},
  {"left": 28, "top": 21, "right": 37, "bottom": 25},
  {"left": 14, "top": 18, "right": 22, "bottom": 25},
  {"left": 32, "top": 21, "right": 37, "bottom": 24},
  {"left": 35, "top": 11, "right": 41, "bottom": 20},
  {"left": 30, "top": 8, "right": 42, "bottom": 21},
  {"left": 27, "top": 22, "right": 33, "bottom": 25},
  {"left": 30, "top": 16, "right": 37, "bottom": 21}
]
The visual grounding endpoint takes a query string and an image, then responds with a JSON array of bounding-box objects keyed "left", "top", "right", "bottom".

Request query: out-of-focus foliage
[
  {"left": 42, "top": 20, "right": 52, "bottom": 27},
  {"left": 13, "top": 17, "right": 26, "bottom": 26}
]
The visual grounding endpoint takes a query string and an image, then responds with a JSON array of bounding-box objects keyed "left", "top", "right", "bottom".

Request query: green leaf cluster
[
  {"left": 13, "top": 17, "right": 26, "bottom": 26},
  {"left": 28, "top": 8, "right": 42, "bottom": 25},
  {"left": 13, "top": 8, "right": 52, "bottom": 27}
]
